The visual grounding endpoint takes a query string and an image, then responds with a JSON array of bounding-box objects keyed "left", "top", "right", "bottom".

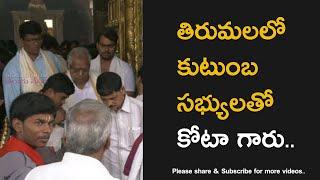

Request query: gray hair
[
  {"left": 67, "top": 47, "right": 91, "bottom": 67},
  {"left": 65, "top": 99, "right": 112, "bottom": 155}
]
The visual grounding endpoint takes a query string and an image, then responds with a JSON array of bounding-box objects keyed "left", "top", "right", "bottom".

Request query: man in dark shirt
[{"left": 0, "top": 92, "right": 56, "bottom": 180}]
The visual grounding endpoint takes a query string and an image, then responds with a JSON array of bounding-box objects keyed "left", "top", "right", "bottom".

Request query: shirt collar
[
  {"left": 62, "top": 152, "right": 103, "bottom": 166},
  {"left": 98, "top": 55, "right": 116, "bottom": 67},
  {"left": 33, "top": 51, "right": 43, "bottom": 62},
  {"left": 120, "top": 95, "right": 131, "bottom": 113},
  {"left": 66, "top": 71, "right": 91, "bottom": 90},
  {"left": 63, "top": 152, "right": 97, "bottom": 161},
  {"left": 62, "top": 152, "right": 114, "bottom": 177},
  {"left": 74, "top": 80, "right": 91, "bottom": 91}
]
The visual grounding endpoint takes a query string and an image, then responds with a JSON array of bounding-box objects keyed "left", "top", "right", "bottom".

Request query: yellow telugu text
[
  {"left": 177, "top": 17, "right": 285, "bottom": 41},
  {"left": 177, "top": 89, "right": 274, "bottom": 120},
  {"left": 177, "top": 57, "right": 258, "bottom": 77}
]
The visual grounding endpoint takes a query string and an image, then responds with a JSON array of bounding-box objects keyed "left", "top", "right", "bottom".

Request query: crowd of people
[{"left": 0, "top": 20, "right": 143, "bottom": 180}]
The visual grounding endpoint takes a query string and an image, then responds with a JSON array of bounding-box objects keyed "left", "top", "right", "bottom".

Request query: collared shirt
[
  {"left": 102, "top": 95, "right": 143, "bottom": 180},
  {"left": 2, "top": 50, "right": 62, "bottom": 115},
  {"left": 136, "top": 94, "right": 143, "bottom": 102},
  {"left": 25, "top": 152, "right": 118, "bottom": 180},
  {"left": 63, "top": 78, "right": 98, "bottom": 112},
  {"left": 90, "top": 55, "right": 135, "bottom": 92}
]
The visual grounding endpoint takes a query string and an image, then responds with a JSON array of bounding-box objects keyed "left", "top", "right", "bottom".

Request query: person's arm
[
  {"left": 0, "top": 152, "right": 35, "bottom": 180},
  {"left": 2, "top": 66, "right": 21, "bottom": 116}
]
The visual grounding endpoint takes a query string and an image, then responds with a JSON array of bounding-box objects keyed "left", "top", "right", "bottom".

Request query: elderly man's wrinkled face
[
  {"left": 69, "top": 54, "right": 90, "bottom": 87},
  {"left": 96, "top": 36, "right": 116, "bottom": 61},
  {"left": 22, "top": 34, "right": 42, "bottom": 57},
  {"left": 13, "top": 114, "right": 54, "bottom": 148}
]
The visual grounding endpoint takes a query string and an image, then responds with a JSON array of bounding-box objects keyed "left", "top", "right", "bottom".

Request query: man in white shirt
[
  {"left": 63, "top": 47, "right": 100, "bottom": 112},
  {"left": 25, "top": 99, "right": 117, "bottom": 180},
  {"left": 97, "top": 72, "right": 143, "bottom": 180},
  {"left": 91, "top": 27, "right": 135, "bottom": 97}
]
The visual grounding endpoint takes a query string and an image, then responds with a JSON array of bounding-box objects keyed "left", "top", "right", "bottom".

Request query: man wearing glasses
[
  {"left": 2, "top": 20, "right": 62, "bottom": 116},
  {"left": 91, "top": 27, "right": 135, "bottom": 97}
]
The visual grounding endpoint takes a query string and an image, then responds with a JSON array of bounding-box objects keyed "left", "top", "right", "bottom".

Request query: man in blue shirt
[{"left": 2, "top": 21, "right": 62, "bottom": 115}]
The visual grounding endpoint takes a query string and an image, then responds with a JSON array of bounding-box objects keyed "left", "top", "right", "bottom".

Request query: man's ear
[
  {"left": 44, "top": 88, "right": 55, "bottom": 97},
  {"left": 12, "top": 118, "right": 23, "bottom": 134},
  {"left": 20, "top": 38, "right": 26, "bottom": 47},
  {"left": 48, "top": 88, "right": 55, "bottom": 94},
  {"left": 96, "top": 42, "right": 99, "bottom": 49},
  {"left": 104, "top": 136, "right": 111, "bottom": 150},
  {"left": 120, "top": 86, "right": 125, "bottom": 93}
]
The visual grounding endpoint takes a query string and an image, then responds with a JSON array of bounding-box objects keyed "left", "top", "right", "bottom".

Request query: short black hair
[
  {"left": 96, "top": 27, "right": 118, "bottom": 44},
  {"left": 10, "top": 92, "right": 56, "bottom": 123},
  {"left": 42, "top": 73, "right": 75, "bottom": 96},
  {"left": 60, "top": 40, "right": 71, "bottom": 48},
  {"left": 97, "top": 72, "right": 122, "bottom": 96},
  {"left": 19, "top": 20, "right": 42, "bottom": 39},
  {"left": 84, "top": 43, "right": 99, "bottom": 59},
  {"left": 70, "top": 40, "right": 79, "bottom": 46},
  {"left": 41, "top": 33, "right": 59, "bottom": 50}
]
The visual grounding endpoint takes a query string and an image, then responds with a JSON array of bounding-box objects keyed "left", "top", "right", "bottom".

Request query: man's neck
[
  {"left": 75, "top": 79, "right": 89, "bottom": 89},
  {"left": 75, "top": 82, "right": 87, "bottom": 89},
  {"left": 27, "top": 52, "right": 39, "bottom": 61},
  {"left": 116, "top": 94, "right": 126, "bottom": 112},
  {"left": 100, "top": 56, "right": 113, "bottom": 73},
  {"left": 87, "top": 147, "right": 105, "bottom": 161},
  {"left": 15, "top": 134, "right": 36, "bottom": 149},
  {"left": 100, "top": 55, "right": 112, "bottom": 62}
]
